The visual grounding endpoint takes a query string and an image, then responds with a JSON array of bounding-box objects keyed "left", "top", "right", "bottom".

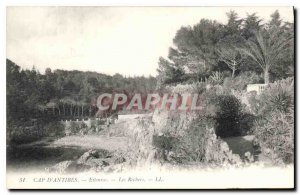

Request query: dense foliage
[
  {"left": 250, "top": 77, "right": 294, "bottom": 164},
  {"left": 215, "top": 95, "right": 242, "bottom": 137},
  {"left": 154, "top": 10, "right": 294, "bottom": 165},
  {"left": 157, "top": 10, "right": 294, "bottom": 87},
  {"left": 7, "top": 59, "right": 156, "bottom": 143}
]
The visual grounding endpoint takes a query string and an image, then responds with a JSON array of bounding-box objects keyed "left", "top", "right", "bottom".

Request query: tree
[
  {"left": 225, "top": 10, "right": 243, "bottom": 35},
  {"left": 217, "top": 46, "right": 243, "bottom": 78},
  {"left": 242, "top": 28, "right": 293, "bottom": 84},
  {"left": 175, "top": 20, "right": 224, "bottom": 66},
  {"left": 268, "top": 10, "right": 294, "bottom": 80},
  {"left": 269, "top": 10, "right": 282, "bottom": 28},
  {"left": 217, "top": 11, "right": 244, "bottom": 78},
  {"left": 242, "top": 13, "right": 262, "bottom": 40},
  {"left": 45, "top": 68, "right": 52, "bottom": 76},
  {"left": 156, "top": 57, "right": 185, "bottom": 87},
  {"left": 168, "top": 47, "right": 212, "bottom": 81},
  {"left": 160, "top": 19, "right": 225, "bottom": 84}
]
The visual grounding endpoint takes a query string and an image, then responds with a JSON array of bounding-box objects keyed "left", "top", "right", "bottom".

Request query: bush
[
  {"left": 262, "top": 77, "right": 294, "bottom": 114},
  {"left": 172, "top": 117, "right": 216, "bottom": 162},
  {"left": 124, "top": 118, "right": 158, "bottom": 166},
  {"left": 200, "top": 87, "right": 225, "bottom": 117},
  {"left": 169, "top": 116, "right": 241, "bottom": 165},
  {"left": 251, "top": 77, "right": 294, "bottom": 164},
  {"left": 7, "top": 124, "right": 40, "bottom": 144},
  {"left": 65, "top": 121, "right": 87, "bottom": 135},
  {"left": 249, "top": 77, "right": 294, "bottom": 116},
  {"left": 44, "top": 121, "right": 65, "bottom": 137},
  {"left": 215, "top": 95, "right": 242, "bottom": 137},
  {"left": 8, "top": 120, "right": 65, "bottom": 144},
  {"left": 223, "top": 71, "right": 263, "bottom": 92},
  {"left": 192, "top": 82, "right": 207, "bottom": 95},
  {"left": 208, "top": 71, "right": 224, "bottom": 85},
  {"left": 198, "top": 88, "right": 252, "bottom": 137},
  {"left": 253, "top": 108, "right": 294, "bottom": 164},
  {"left": 238, "top": 113, "right": 256, "bottom": 135}
]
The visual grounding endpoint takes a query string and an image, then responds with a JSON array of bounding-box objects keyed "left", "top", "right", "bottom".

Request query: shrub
[
  {"left": 198, "top": 88, "right": 252, "bottom": 137},
  {"left": 204, "top": 129, "right": 241, "bottom": 165},
  {"left": 253, "top": 108, "right": 294, "bottom": 164},
  {"left": 208, "top": 71, "right": 224, "bottom": 85},
  {"left": 170, "top": 116, "right": 216, "bottom": 163},
  {"left": 65, "top": 121, "right": 86, "bottom": 135},
  {"left": 192, "top": 82, "right": 207, "bottom": 95},
  {"left": 251, "top": 77, "right": 294, "bottom": 164},
  {"left": 124, "top": 118, "right": 158, "bottom": 166},
  {"left": 200, "top": 87, "right": 224, "bottom": 117},
  {"left": 44, "top": 121, "right": 65, "bottom": 137},
  {"left": 166, "top": 83, "right": 195, "bottom": 94},
  {"left": 215, "top": 95, "right": 242, "bottom": 137},
  {"left": 152, "top": 133, "right": 178, "bottom": 161},
  {"left": 8, "top": 120, "right": 65, "bottom": 144},
  {"left": 223, "top": 71, "right": 263, "bottom": 92},
  {"left": 7, "top": 124, "right": 40, "bottom": 144},
  {"left": 238, "top": 113, "right": 256, "bottom": 135},
  {"left": 169, "top": 116, "right": 241, "bottom": 165},
  {"left": 262, "top": 77, "right": 294, "bottom": 114},
  {"left": 249, "top": 77, "right": 294, "bottom": 116}
]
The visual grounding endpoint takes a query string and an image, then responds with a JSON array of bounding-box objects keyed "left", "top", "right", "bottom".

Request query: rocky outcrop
[
  {"left": 45, "top": 160, "right": 91, "bottom": 174},
  {"left": 46, "top": 149, "right": 126, "bottom": 174}
]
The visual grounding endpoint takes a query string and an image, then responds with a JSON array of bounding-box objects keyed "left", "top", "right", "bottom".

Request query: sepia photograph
[{"left": 5, "top": 6, "right": 295, "bottom": 189}]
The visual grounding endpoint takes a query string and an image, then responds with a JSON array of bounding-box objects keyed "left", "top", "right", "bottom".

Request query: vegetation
[
  {"left": 7, "top": 59, "right": 156, "bottom": 143},
  {"left": 251, "top": 77, "right": 294, "bottom": 164},
  {"left": 154, "top": 10, "right": 294, "bottom": 165},
  {"left": 7, "top": 9, "right": 294, "bottom": 167},
  {"left": 157, "top": 10, "right": 294, "bottom": 87}
]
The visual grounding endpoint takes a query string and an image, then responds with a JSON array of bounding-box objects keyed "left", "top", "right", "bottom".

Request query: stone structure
[{"left": 246, "top": 84, "right": 267, "bottom": 94}]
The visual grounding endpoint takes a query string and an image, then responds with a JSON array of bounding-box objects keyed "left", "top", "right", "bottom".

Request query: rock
[
  {"left": 77, "top": 152, "right": 91, "bottom": 164},
  {"left": 48, "top": 150, "right": 126, "bottom": 174},
  {"left": 152, "top": 134, "right": 173, "bottom": 151},
  {"left": 102, "top": 166, "right": 115, "bottom": 173},
  {"left": 86, "top": 158, "right": 109, "bottom": 167},
  {"left": 252, "top": 137, "right": 259, "bottom": 147},
  {"left": 77, "top": 150, "right": 99, "bottom": 164},
  {"left": 66, "top": 162, "right": 91, "bottom": 173},
  {"left": 113, "top": 156, "right": 126, "bottom": 164},
  {"left": 46, "top": 160, "right": 74, "bottom": 173},
  {"left": 46, "top": 160, "right": 91, "bottom": 174},
  {"left": 244, "top": 151, "right": 254, "bottom": 162},
  {"left": 103, "top": 156, "right": 126, "bottom": 165},
  {"left": 220, "top": 142, "right": 230, "bottom": 152}
]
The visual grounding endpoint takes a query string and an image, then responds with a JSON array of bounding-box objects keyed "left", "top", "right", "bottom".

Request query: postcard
[{"left": 6, "top": 6, "right": 294, "bottom": 189}]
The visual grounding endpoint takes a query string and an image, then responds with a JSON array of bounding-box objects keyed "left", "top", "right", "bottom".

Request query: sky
[{"left": 6, "top": 7, "right": 294, "bottom": 76}]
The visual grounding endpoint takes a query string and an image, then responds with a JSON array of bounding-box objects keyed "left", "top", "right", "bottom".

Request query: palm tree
[{"left": 242, "top": 28, "right": 293, "bottom": 84}]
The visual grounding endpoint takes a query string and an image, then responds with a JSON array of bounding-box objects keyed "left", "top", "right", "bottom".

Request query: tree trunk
[
  {"left": 78, "top": 105, "right": 80, "bottom": 117},
  {"left": 232, "top": 68, "right": 236, "bottom": 78},
  {"left": 231, "top": 61, "right": 236, "bottom": 78},
  {"left": 264, "top": 69, "right": 270, "bottom": 84},
  {"left": 63, "top": 104, "right": 65, "bottom": 116}
]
